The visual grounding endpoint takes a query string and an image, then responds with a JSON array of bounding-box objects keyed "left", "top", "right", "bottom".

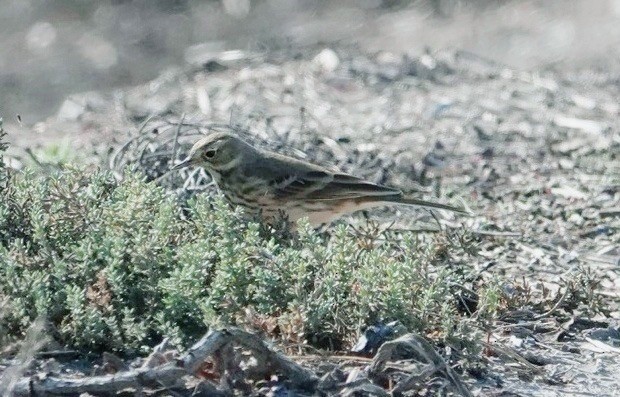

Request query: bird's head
[{"left": 172, "top": 132, "right": 251, "bottom": 173}]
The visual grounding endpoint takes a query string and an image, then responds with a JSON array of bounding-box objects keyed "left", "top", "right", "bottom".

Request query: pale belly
[{"left": 267, "top": 200, "right": 383, "bottom": 227}]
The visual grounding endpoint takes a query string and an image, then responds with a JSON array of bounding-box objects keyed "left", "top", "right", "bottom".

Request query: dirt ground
[{"left": 1, "top": 1, "right": 619, "bottom": 395}]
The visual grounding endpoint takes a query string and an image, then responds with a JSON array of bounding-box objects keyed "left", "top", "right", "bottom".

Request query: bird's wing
[
  {"left": 243, "top": 150, "right": 400, "bottom": 201},
  {"left": 273, "top": 169, "right": 400, "bottom": 201}
]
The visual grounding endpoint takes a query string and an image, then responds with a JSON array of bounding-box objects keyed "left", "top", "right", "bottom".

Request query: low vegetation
[{"left": 0, "top": 120, "right": 504, "bottom": 358}]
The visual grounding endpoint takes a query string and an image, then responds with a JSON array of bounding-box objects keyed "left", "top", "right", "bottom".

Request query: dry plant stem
[
  {"left": 10, "top": 328, "right": 317, "bottom": 396},
  {"left": 532, "top": 285, "right": 571, "bottom": 321},
  {"left": 341, "top": 381, "right": 391, "bottom": 397},
  {"left": 391, "top": 363, "right": 437, "bottom": 395},
  {"left": 23, "top": 148, "right": 45, "bottom": 168},
  {"left": 168, "top": 113, "right": 185, "bottom": 185},
  {"left": 109, "top": 113, "right": 157, "bottom": 173},
  {"left": 483, "top": 342, "right": 545, "bottom": 373},
  {"left": 172, "top": 113, "right": 185, "bottom": 166},
  {"left": 369, "top": 334, "right": 473, "bottom": 397}
]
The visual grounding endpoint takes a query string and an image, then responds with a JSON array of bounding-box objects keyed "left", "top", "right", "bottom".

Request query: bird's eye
[{"left": 204, "top": 149, "right": 216, "bottom": 159}]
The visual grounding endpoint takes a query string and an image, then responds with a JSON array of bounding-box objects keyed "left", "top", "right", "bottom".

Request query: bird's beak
[{"left": 171, "top": 157, "right": 194, "bottom": 171}]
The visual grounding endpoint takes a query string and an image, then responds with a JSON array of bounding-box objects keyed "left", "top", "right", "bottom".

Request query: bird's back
[{"left": 240, "top": 147, "right": 401, "bottom": 201}]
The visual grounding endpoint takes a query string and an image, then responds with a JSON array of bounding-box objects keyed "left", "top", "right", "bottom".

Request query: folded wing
[{"left": 272, "top": 170, "right": 401, "bottom": 201}]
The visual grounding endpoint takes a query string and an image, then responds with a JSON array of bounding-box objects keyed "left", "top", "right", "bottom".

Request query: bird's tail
[{"left": 381, "top": 194, "right": 471, "bottom": 215}]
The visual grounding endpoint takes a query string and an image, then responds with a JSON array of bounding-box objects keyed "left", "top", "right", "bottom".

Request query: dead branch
[
  {"left": 12, "top": 366, "right": 185, "bottom": 396},
  {"left": 9, "top": 327, "right": 318, "bottom": 396}
]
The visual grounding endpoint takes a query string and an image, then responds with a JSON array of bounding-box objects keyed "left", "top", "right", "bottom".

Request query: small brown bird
[{"left": 172, "top": 132, "right": 468, "bottom": 227}]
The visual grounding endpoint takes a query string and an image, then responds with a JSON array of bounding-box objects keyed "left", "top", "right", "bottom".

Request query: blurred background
[{"left": 1, "top": 0, "right": 620, "bottom": 125}]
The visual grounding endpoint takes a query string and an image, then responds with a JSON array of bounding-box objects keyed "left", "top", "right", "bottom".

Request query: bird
[{"left": 172, "top": 132, "right": 468, "bottom": 227}]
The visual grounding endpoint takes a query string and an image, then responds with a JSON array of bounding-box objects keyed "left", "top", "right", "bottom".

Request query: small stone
[
  {"left": 558, "top": 158, "right": 574, "bottom": 169},
  {"left": 509, "top": 335, "right": 524, "bottom": 348},
  {"left": 313, "top": 48, "right": 339, "bottom": 73},
  {"left": 567, "top": 212, "right": 584, "bottom": 226},
  {"left": 57, "top": 97, "right": 86, "bottom": 121}
]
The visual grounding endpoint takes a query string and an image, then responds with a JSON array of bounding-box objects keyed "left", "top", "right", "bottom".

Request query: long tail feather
[{"left": 382, "top": 195, "right": 471, "bottom": 215}]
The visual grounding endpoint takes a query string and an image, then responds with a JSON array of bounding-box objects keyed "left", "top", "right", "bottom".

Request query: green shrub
[{"left": 0, "top": 143, "right": 485, "bottom": 353}]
